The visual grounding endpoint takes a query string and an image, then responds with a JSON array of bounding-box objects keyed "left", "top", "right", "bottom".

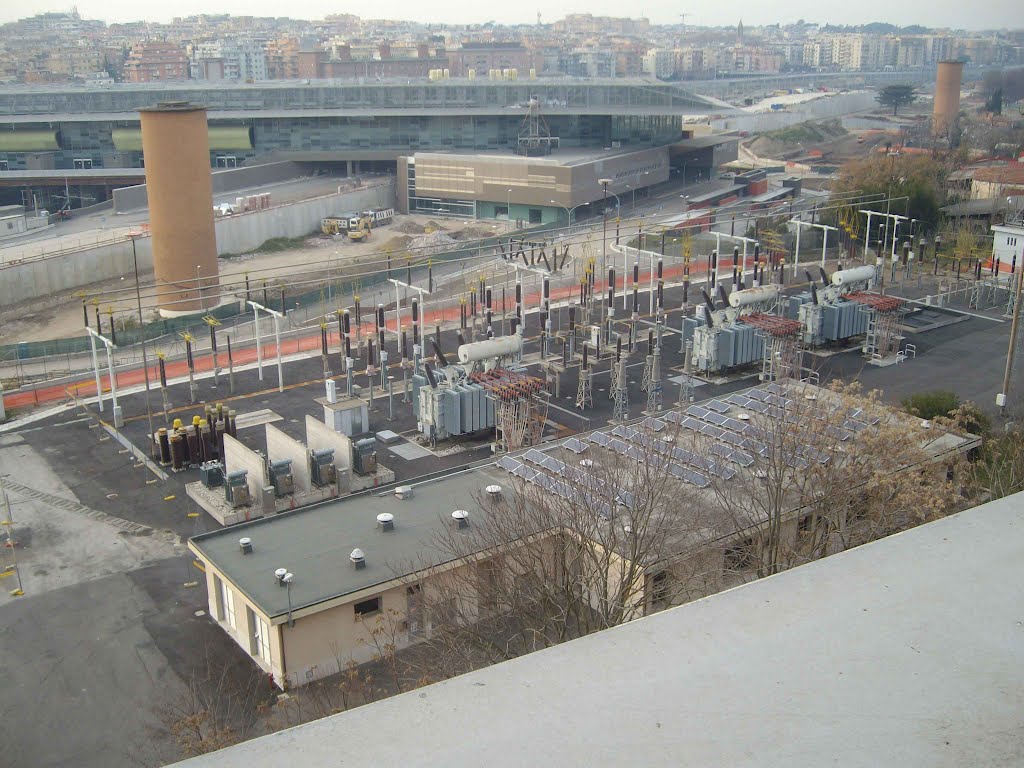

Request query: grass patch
[{"left": 219, "top": 235, "right": 311, "bottom": 258}]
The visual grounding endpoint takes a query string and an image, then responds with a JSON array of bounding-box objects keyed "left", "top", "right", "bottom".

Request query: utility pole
[{"left": 998, "top": 266, "right": 1023, "bottom": 416}]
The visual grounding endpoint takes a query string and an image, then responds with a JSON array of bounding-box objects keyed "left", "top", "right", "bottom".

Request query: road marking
[
  {"left": 1, "top": 480, "right": 151, "bottom": 535},
  {"left": 164, "top": 495, "right": 176, "bottom": 501}
]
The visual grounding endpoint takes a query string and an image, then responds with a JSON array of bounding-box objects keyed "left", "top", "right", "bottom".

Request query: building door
[{"left": 406, "top": 584, "right": 424, "bottom": 639}]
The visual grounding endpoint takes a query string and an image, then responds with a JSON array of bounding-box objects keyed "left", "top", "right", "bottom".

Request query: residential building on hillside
[
  {"left": 123, "top": 41, "right": 188, "bottom": 82},
  {"left": 266, "top": 38, "right": 300, "bottom": 79},
  {"left": 190, "top": 39, "right": 268, "bottom": 81}
]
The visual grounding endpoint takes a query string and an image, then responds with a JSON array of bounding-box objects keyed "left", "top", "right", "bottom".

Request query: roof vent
[
  {"left": 485, "top": 484, "right": 502, "bottom": 499},
  {"left": 275, "top": 567, "right": 288, "bottom": 585},
  {"left": 350, "top": 548, "right": 366, "bottom": 569},
  {"left": 452, "top": 509, "right": 469, "bottom": 529},
  {"left": 377, "top": 512, "right": 395, "bottom": 531},
  {"left": 239, "top": 537, "right": 253, "bottom": 554},
  {"left": 394, "top": 485, "right": 414, "bottom": 499},
  {"left": 737, "top": 413, "right": 751, "bottom": 421},
  {"left": 662, "top": 435, "right": 675, "bottom": 443}
]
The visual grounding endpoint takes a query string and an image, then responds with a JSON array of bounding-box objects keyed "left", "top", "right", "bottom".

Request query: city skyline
[{"left": 1, "top": 1, "right": 1019, "bottom": 30}]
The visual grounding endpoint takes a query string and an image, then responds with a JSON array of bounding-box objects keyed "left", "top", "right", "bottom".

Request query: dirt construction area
[{"left": 0, "top": 214, "right": 513, "bottom": 347}]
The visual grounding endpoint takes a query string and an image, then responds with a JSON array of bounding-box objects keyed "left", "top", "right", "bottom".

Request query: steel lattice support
[
  {"left": 575, "top": 369, "right": 593, "bottom": 411},
  {"left": 760, "top": 332, "right": 804, "bottom": 383},
  {"left": 611, "top": 360, "right": 629, "bottom": 422}
]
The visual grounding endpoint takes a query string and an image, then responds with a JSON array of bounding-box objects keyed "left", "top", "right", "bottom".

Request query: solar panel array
[{"left": 496, "top": 385, "right": 875, "bottom": 503}]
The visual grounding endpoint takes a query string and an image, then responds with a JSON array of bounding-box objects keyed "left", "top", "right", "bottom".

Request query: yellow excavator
[{"left": 347, "top": 214, "right": 373, "bottom": 242}]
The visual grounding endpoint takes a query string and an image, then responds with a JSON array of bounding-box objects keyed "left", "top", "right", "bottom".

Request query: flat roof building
[
  {"left": 176, "top": 489, "right": 1024, "bottom": 768},
  {"left": 188, "top": 381, "right": 977, "bottom": 689}
]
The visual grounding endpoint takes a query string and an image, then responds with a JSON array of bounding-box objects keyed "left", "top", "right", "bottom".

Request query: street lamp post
[
  {"left": 599, "top": 178, "right": 612, "bottom": 336},
  {"left": 506, "top": 188, "right": 512, "bottom": 224},
  {"left": 196, "top": 264, "right": 204, "bottom": 311}
]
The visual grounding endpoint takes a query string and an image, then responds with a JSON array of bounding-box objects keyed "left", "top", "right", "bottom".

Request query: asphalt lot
[{"left": 0, "top": 553, "right": 273, "bottom": 768}]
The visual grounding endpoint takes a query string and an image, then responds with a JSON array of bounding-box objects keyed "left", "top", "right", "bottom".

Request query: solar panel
[
  {"left": 669, "top": 464, "right": 710, "bottom": 488},
  {"left": 497, "top": 456, "right": 521, "bottom": 472},
  {"left": 680, "top": 417, "right": 703, "bottom": 432},
  {"left": 711, "top": 443, "right": 755, "bottom": 467},
  {"left": 704, "top": 412, "right": 728, "bottom": 426},
  {"left": 765, "top": 382, "right": 790, "bottom": 396},
  {"left": 541, "top": 456, "right": 566, "bottom": 473},
  {"left": 726, "top": 394, "right": 752, "bottom": 407},
  {"left": 746, "top": 388, "right": 771, "bottom": 402},
  {"left": 562, "top": 437, "right": 588, "bottom": 454},
  {"left": 700, "top": 423, "right": 724, "bottom": 438},
  {"left": 662, "top": 411, "right": 683, "bottom": 424},
  {"left": 706, "top": 399, "right": 731, "bottom": 413},
  {"left": 642, "top": 417, "right": 667, "bottom": 432},
  {"left": 686, "top": 405, "right": 710, "bottom": 419},
  {"left": 746, "top": 400, "right": 770, "bottom": 414},
  {"left": 513, "top": 465, "right": 538, "bottom": 480},
  {"left": 722, "top": 417, "right": 747, "bottom": 432},
  {"left": 589, "top": 431, "right": 611, "bottom": 446},
  {"left": 608, "top": 438, "right": 630, "bottom": 454},
  {"left": 523, "top": 449, "right": 547, "bottom": 465}
]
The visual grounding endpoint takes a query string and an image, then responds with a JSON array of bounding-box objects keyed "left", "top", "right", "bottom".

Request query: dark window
[
  {"left": 651, "top": 571, "right": 670, "bottom": 608},
  {"left": 0, "top": 161, "right": 8, "bottom": 171},
  {"left": 354, "top": 596, "right": 381, "bottom": 617},
  {"left": 724, "top": 538, "right": 755, "bottom": 572},
  {"left": 528, "top": 208, "right": 542, "bottom": 224}
]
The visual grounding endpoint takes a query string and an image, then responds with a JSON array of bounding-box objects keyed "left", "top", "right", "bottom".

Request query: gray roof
[
  {"left": 173, "top": 491, "right": 1024, "bottom": 768},
  {"left": 192, "top": 382, "right": 978, "bottom": 622},
  {"left": 189, "top": 464, "right": 513, "bottom": 620}
]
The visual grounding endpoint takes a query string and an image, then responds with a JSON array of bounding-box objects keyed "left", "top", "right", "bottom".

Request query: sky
[{"left": 2, "top": 0, "right": 1019, "bottom": 30}]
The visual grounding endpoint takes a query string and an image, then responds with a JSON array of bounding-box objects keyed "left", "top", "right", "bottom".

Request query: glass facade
[
  {"left": 0, "top": 79, "right": 712, "bottom": 116},
  {"left": 0, "top": 81, "right": 700, "bottom": 171}
]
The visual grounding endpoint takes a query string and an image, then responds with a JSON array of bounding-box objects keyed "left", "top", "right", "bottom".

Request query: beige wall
[
  {"left": 409, "top": 147, "right": 670, "bottom": 209},
  {"left": 203, "top": 565, "right": 284, "bottom": 684}
]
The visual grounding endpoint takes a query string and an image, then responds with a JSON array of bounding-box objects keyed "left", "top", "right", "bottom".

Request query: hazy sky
[{"left": 3, "top": 0, "right": 1019, "bottom": 29}]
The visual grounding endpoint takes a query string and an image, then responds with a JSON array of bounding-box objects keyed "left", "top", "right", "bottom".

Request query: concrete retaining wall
[
  {"left": 215, "top": 181, "right": 394, "bottom": 256},
  {"left": 306, "top": 415, "right": 353, "bottom": 494},
  {"left": 265, "top": 423, "right": 311, "bottom": 494},
  {"left": 223, "top": 433, "right": 267, "bottom": 508},
  {"left": 0, "top": 181, "right": 395, "bottom": 308},
  {"left": 712, "top": 91, "right": 879, "bottom": 135},
  {"left": 114, "top": 161, "right": 310, "bottom": 213}
]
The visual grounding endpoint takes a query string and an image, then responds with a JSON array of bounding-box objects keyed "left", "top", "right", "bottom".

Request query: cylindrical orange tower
[
  {"left": 933, "top": 60, "right": 964, "bottom": 137},
  {"left": 140, "top": 101, "right": 219, "bottom": 316}
]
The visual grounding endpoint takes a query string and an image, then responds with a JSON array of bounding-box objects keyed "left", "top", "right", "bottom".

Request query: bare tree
[
  {"left": 405, "top": 423, "right": 718, "bottom": 676},
  {"left": 705, "top": 381, "right": 968, "bottom": 582},
  {"left": 142, "top": 643, "right": 272, "bottom": 764}
]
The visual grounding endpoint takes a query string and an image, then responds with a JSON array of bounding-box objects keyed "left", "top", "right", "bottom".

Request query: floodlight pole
[
  {"left": 86, "top": 326, "right": 117, "bottom": 412},
  {"left": 248, "top": 300, "right": 285, "bottom": 392}
]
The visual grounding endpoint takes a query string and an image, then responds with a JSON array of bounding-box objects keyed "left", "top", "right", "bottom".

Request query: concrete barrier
[
  {"left": 222, "top": 432, "right": 267, "bottom": 510},
  {"left": 0, "top": 181, "right": 395, "bottom": 308},
  {"left": 114, "top": 161, "right": 310, "bottom": 213},
  {"left": 265, "top": 423, "right": 311, "bottom": 495}
]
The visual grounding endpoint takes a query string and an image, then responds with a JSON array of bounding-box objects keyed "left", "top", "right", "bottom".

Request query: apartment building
[
  {"left": 642, "top": 48, "right": 676, "bottom": 80},
  {"left": 266, "top": 37, "right": 300, "bottom": 79},
  {"left": 191, "top": 38, "right": 268, "bottom": 81},
  {"left": 123, "top": 41, "right": 188, "bottom": 82}
]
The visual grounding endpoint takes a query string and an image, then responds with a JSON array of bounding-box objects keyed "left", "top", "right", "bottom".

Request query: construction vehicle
[
  {"left": 347, "top": 214, "right": 373, "bottom": 241},
  {"left": 321, "top": 212, "right": 358, "bottom": 235},
  {"left": 367, "top": 207, "right": 395, "bottom": 227}
]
